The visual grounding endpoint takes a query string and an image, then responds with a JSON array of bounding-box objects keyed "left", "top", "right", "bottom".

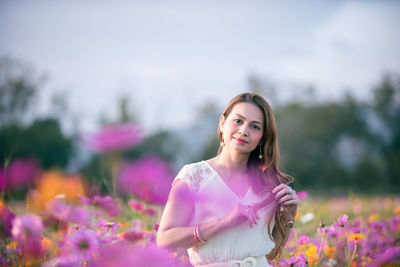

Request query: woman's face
[{"left": 220, "top": 102, "right": 264, "bottom": 155}]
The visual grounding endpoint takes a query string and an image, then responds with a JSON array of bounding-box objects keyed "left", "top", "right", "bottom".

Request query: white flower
[{"left": 300, "top": 212, "right": 314, "bottom": 223}]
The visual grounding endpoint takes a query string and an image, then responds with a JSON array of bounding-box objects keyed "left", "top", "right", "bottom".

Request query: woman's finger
[{"left": 273, "top": 186, "right": 292, "bottom": 200}]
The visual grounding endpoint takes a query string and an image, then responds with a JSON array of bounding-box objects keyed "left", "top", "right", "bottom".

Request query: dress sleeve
[{"left": 172, "top": 164, "right": 195, "bottom": 193}]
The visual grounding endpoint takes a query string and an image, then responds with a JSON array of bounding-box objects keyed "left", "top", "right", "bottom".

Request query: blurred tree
[
  {"left": 370, "top": 73, "right": 400, "bottom": 192},
  {"left": 275, "top": 92, "right": 386, "bottom": 194},
  {"left": 0, "top": 119, "right": 73, "bottom": 169},
  {"left": 0, "top": 57, "right": 72, "bottom": 169},
  {"left": 0, "top": 57, "right": 44, "bottom": 127}
]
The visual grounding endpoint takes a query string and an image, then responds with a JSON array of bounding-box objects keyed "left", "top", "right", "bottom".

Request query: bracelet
[{"left": 193, "top": 224, "right": 206, "bottom": 244}]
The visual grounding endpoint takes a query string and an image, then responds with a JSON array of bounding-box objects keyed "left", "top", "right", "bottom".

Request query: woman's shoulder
[{"left": 174, "top": 160, "right": 213, "bottom": 193}]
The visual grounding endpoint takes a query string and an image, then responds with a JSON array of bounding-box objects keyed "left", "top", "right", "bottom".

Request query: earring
[{"left": 258, "top": 145, "right": 263, "bottom": 159}]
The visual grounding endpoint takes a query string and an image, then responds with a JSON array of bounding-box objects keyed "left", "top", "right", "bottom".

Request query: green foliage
[
  {"left": 0, "top": 119, "right": 73, "bottom": 169},
  {"left": 0, "top": 57, "right": 72, "bottom": 170}
]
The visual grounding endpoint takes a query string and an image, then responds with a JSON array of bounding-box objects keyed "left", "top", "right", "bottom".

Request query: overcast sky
[{"left": 1, "top": 0, "right": 399, "bottom": 134}]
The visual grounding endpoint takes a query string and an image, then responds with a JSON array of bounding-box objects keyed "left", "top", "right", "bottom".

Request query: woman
[{"left": 157, "top": 93, "right": 299, "bottom": 267}]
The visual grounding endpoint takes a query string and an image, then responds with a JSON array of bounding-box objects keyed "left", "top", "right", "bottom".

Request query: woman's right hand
[{"left": 222, "top": 203, "right": 261, "bottom": 229}]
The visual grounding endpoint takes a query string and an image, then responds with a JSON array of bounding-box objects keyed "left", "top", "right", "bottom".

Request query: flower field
[
  {"left": 1, "top": 180, "right": 399, "bottom": 266},
  {"left": 1, "top": 123, "right": 399, "bottom": 266}
]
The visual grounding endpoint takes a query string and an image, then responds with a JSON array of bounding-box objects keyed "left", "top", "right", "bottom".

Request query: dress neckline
[{"left": 202, "top": 160, "right": 251, "bottom": 200}]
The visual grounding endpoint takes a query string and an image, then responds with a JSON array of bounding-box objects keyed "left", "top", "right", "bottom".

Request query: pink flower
[
  {"left": 296, "top": 191, "right": 308, "bottom": 199},
  {"left": 12, "top": 214, "right": 43, "bottom": 241},
  {"left": 128, "top": 243, "right": 176, "bottom": 266},
  {"left": 120, "top": 229, "right": 145, "bottom": 243},
  {"left": 93, "top": 195, "right": 120, "bottom": 217},
  {"left": 67, "top": 229, "right": 99, "bottom": 260},
  {"left": 83, "top": 122, "right": 142, "bottom": 153},
  {"left": 96, "top": 220, "right": 121, "bottom": 233},
  {"left": 298, "top": 235, "right": 311, "bottom": 245},
  {"left": 47, "top": 199, "right": 72, "bottom": 222},
  {"left": 144, "top": 208, "right": 156, "bottom": 216},
  {"left": 334, "top": 214, "right": 348, "bottom": 227},
  {"left": 69, "top": 206, "right": 91, "bottom": 226},
  {"left": 325, "top": 225, "right": 340, "bottom": 238},
  {"left": 47, "top": 200, "right": 91, "bottom": 226},
  {"left": 11, "top": 215, "right": 45, "bottom": 259},
  {"left": 2, "top": 158, "right": 40, "bottom": 191},
  {"left": 279, "top": 253, "right": 306, "bottom": 267},
  {"left": 0, "top": 168, "right": 5, "bottom": 191},
  {"left": 367, "top": 247, "right": 400, "bottom": 267},
  {"left": 129, "top": 199, "right": 144, "bottom": 211},
  {"left": 117, "top": 156, "right": 172, "bottom": 204},
  {"left": 0, "top": 202, "right": 16, "bottom": 238}
]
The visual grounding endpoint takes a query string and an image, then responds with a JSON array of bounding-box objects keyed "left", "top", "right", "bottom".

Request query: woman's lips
[{"left": 234, "top": 137, "right": 248, "bottom": 144}]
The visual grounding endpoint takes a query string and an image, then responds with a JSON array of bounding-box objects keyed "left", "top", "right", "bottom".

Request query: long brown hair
[{"left": 217, "top": 92, "right": 294, "bottom": 260}]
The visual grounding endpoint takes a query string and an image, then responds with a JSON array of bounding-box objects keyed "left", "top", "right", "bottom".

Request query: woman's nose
[{"left": 238, "top": 127, "right": 248, "bottom": 136}]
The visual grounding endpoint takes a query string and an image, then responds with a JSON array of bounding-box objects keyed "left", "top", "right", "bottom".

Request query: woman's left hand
[{"left": 272, "top": 184, "right": 299, "bottom": 218}]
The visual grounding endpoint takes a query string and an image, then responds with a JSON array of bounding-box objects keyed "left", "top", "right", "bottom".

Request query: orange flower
[
  {"left": 324, "top": 246, "right": 337, "bottom": 260},
  {"left": 6, "top": 241, "right": 18, "bottom": 250},
  {"left": 349, "top": 233, "right": 364, "bottom": 242},
  {"left": 26, "top": 170, "right": 87, "bottom": 212},
  {"left": 394, "top": 206, "right": 400, "bottom": 215},
  {"left": 41, "top": 236, "right": 52, "bottom": 250},
  {"left": 368, "top": 213, "right": 379, "bottom": 223}
]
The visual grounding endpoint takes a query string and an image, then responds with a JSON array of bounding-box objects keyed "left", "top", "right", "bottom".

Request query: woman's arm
[
  {"left": 157, "top": 179, "right": 260, "bottom": 249},
  {"left": 156, "top": 180, "right": 230, "bottom": 249}
]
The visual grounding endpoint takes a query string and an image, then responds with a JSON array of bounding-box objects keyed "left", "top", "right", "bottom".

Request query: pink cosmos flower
[
  {"left": 47, "top": 199, "right": 72, "bottom": 222},
  {"left": 83, "top": 122, "right": 142, "bottom": 153},
  {"left": 69, "top": 206, "right": 91, "bottom": 226},
  {"left": 325, "top": 225, "right": 340, "bottom": 238},
  {"left": 370, "top": 221, "right": 387, "bottom": 232},
  {"left": 128, "top": 242, "right": 176, "bottom": 267},
  {"left": 334, "top": 214, "right": 348, "bottom": 227},
  {"left": 367, "top": 247, "right": 400, "bottom": 267},
  {"left": 120, "top": 229, "right": 145, "bottom": 243},
  {"left": 298, "top": 235, "right": 311, "bottom": 245},
  {"left": 0, "top": 168, "right": 5, "bottom": 190},
  {"left": 388, "top": 215, "right": 400, "bottom": 233},
  {"left": 67, "top": 229, "right": 99, "bottom": 260},
  {"left": 47, "top": 200, "right": 91, "bottom": 226},
  {"left": 96, "top": 220, "right": 121, "bottom": 233},
  {"left": 0, "top": 202, "right": 16, "bottom": 238},
  {"left": 117, "top": 156, "right": 172, "bottom": 204},
  {"left": 12, "top": 214, "right": 43, "bottom": 241},
  {"left": 279, "top": 253, "right": 306, "bottom": 267},
  {"left": 11, "top": 214, "right": 45, "bottom": 259},
  {"left": 129, "top": 199, "right": 144, "bottom": 211},
  {"left": 92, "top": 195, "right": 120, "bottom": 217},
  {"left": 144, "top": 208, "right": 156, "bottom": 216},
  {"left": 296, "top": 191, "right": 308, "bottom": 199},
  {"left": 2, "top": 158, "right": 40, "bottom": 191}
]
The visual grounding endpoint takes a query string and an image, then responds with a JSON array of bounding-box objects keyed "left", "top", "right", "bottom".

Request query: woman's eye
[
  {"left": 252, "top": 125, "right": 260, "bottom": 130},
  {"left": 234, "top": 119, "right": 242, "bottom": 124}
]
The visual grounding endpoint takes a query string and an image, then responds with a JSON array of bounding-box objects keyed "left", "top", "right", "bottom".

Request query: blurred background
[{"left": 1, "top": 0, "right": 399, "bottom": 200}]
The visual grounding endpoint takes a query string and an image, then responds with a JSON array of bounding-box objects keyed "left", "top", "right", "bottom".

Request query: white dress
[{"left": 172, "top": 161, "right": 276, "bottom": 267}]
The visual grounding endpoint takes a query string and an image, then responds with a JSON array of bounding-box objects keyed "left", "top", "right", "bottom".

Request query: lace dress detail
[
  {"left": 171, "top": 161, "right": 276, "bottom": 267},
  {"left": 173, "top": 162, "right": 213, "bottom": 193}
]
